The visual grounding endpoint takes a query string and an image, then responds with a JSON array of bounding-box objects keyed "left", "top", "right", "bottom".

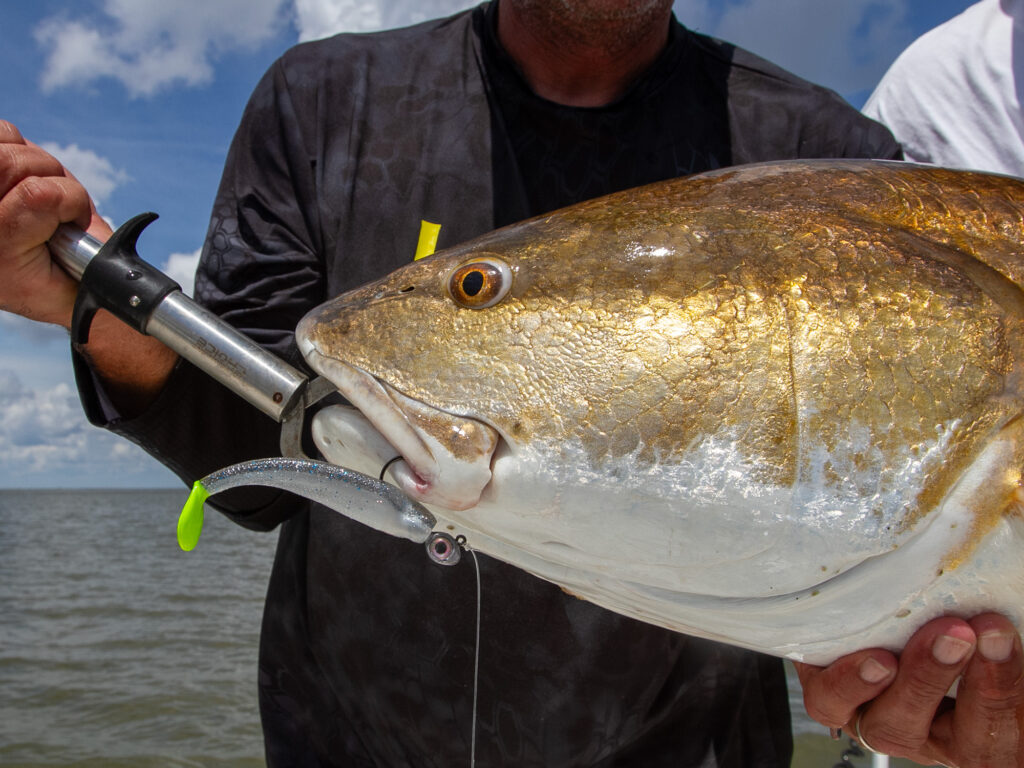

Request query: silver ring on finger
[{"left": 854, "top": 709, "right": 888, "bottom": 756}]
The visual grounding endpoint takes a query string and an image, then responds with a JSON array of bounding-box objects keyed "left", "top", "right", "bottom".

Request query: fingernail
[
  {"left": 978, "top": 630, "right": 1014, "bottom": 662},
  {"left": 858, "top": 657, "right": 892, "bottom": 684},
  {"left": 932, "top": 634, "right": 973, "bottom": 665}
]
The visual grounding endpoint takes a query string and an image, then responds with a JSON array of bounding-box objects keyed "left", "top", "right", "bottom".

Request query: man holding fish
[{"left": 1, "top": 1, "right": 1022, "bottom": 766}]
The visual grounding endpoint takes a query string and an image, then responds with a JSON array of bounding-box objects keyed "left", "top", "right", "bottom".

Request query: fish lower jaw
[
  {"left": 309, "top": 401, "right": 494, "bottom": 512},
  {"left": 384, "top": 458, "right": 472, "bottom": 510},
  {"left": 300, "top": 351, "right": 500, "bottom": 511}
]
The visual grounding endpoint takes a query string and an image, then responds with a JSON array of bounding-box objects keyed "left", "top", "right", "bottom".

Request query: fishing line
[
  {"left": 468, "top": 546, "right": 481, "bottom": 768},
  {"left": 379, "top": 456, "right": 403, "bottom": 481},
  {"left": 385, "top": 445, "right": 480, "bottom": 765}
]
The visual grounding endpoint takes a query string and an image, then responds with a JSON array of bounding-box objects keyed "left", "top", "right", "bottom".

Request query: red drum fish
[{"left": 292, "top": 160, "right": 1024, "bottom": 664}]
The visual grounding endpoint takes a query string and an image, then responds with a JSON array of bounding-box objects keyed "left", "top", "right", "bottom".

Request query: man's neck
[{"left": 496, "top": 0, "right": 672, "bottom": 107}]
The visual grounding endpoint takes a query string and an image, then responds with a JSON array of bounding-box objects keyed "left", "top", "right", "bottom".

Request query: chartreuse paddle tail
[{"left": 178, "top": 458, "right": 436, "bottom": 551}]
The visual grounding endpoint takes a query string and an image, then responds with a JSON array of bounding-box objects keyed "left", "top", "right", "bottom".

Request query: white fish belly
[{"left": 434, "top": 429, "right": 1024, "bottom": 665}]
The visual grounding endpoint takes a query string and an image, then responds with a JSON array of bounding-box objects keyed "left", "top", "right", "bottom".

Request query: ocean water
[
  {"left": 0, "top": 488, "right": 922, "bottom": 768},
  {"left": 0, "top": 489, "right": 276, "bottom": 767}
]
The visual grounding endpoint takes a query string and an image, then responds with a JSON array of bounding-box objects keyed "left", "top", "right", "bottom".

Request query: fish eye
[{"left": 447, "top": 258, "right": 512, "bottom": 309}]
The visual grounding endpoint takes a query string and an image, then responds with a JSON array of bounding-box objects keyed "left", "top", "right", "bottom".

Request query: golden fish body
[{"left": 296, "top": 160, "right": 1024, "bottom": 663}]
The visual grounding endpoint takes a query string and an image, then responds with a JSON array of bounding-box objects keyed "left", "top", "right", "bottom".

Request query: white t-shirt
[{"left": 863, "top": 0, "right": 1024, "bottom": 176}]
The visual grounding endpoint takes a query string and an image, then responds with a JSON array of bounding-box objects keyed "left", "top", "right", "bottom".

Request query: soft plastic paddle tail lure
[{"left": 178, "top": 457, "right": 462, "bottom": 564}]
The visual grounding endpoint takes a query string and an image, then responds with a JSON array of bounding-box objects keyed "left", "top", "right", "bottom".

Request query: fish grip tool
[
  {"left": 48, "top": 216, "right": 461, "bottom": 561},
  {"left": 53, "top": 214, "right": 309, "bottom": 423},
  {"left": 69, "top": 213, "right": 178, "bottom": 348}
]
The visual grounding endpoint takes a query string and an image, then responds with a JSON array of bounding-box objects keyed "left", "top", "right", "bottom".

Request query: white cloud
[
  {"left": 294, "top": 0, "right": 475, "bottom": 41},
  {"left": 38, "top": 142, "right": 129, "bottom": 205},
  {"left": 161, "top": 249, "right": 202, "bottom": 297},
  {"left": 289, "top": 0, "right": 923, "bottom": 101},
  {"left": 33, "top": 1, "right": 478, "bottom": 94},
  {"left": 29, "top": 0, "right": 925, "bottom": 103},
  {"left": 35, "top": 0, "right": 290, "bottom": 97},
  {"left": 0, "top": 369, "right": 163, "bottom": 483},
  {"left": 294, "top": 0, "right": 383, "bottom": 38}
]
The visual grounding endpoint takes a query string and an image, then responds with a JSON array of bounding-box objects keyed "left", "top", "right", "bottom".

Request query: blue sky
[{"left": 0, "top": 0, "right": 978, "bottom": 488}]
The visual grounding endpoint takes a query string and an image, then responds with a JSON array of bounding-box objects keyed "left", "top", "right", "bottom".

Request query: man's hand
[
  {"left": 796, "top": 613, "right": 1024, "bottom": 767},
  {"left": 0, "top": 120, "right": 177, "bottom": 413},
  {"left": 0, "top": 119, "right": 112, "bottom": 327}
]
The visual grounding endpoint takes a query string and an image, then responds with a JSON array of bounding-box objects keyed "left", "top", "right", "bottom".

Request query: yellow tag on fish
[
  {"left": 414, "top": 220, "right": 441, "bottom": 260},
  {"left": 177, "top": 480, "right": 210, "bottom": 551}
]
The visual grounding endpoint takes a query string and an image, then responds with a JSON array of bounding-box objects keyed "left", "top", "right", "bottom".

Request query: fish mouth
[{"left": 302, "top": 351, "right": 499, "bottom": 511}]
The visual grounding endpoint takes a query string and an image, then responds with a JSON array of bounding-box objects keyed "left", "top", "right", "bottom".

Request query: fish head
[
  {"left": 295, "top": 233, "right": 546, "bottom": 511},
  {"left": 296, "top": 196, "right": 690, "bottom": 511}
]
